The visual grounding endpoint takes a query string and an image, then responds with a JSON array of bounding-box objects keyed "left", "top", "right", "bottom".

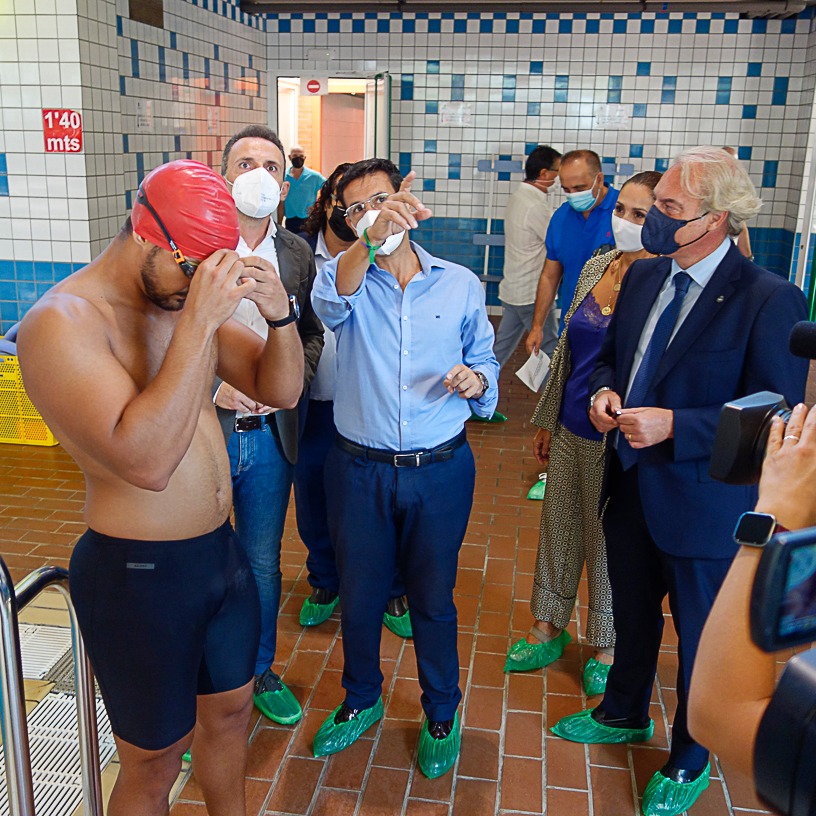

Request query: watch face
[
  {"left": 290, "top": 294, "right": 300, "bottom": 319},
  {"left": 735, "top": 512, "right": 776, "bottom": 546}
]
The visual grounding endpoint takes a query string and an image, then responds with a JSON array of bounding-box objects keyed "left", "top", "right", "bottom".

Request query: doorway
[{"left": 275, "top": 74, "right": 391, "bottom": 176}]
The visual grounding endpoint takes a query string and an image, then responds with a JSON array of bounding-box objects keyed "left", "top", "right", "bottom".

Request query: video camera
[
  {"left": 750, "top": 528, "right": 816, "bottom": 816},
  {"left": 709, "top": 321, "right": 815, "bottom": 485}
]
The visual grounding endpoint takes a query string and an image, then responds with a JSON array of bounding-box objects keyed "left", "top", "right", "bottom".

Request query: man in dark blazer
[
  {"left": 551, "top": 146, "right": 808, "bottom": 816},
  {"left": 214, "top": 125, "right": 323, "bottom": 728}
]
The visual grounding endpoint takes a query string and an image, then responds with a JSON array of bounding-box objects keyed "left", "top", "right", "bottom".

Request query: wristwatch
[
  {"left": 733, "top": 511, "right": 785, "bottom": 548},
  {"left": 266, "top": 295, "right": 300, "bottom": 329},
  {"left": 475, "top": 371, "right": 489, "bottom": 398},
  {"left": 589, "top": 386, "right": 612, "bottom": 410}
]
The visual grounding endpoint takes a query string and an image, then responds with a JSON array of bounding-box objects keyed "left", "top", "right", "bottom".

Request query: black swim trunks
[{"left": 69, "top": 520, "right": 260, "bottom": 751}]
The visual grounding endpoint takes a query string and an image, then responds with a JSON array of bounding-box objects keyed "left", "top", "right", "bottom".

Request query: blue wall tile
[
  {"left": 762, "top": 159, "right": 778, "bottom": 188},
  {"left": 742, "top": 105, "right": 757, "bottom": 119},
  {"left": 747, "top": 62, "right": 762, "bottom": 77},
  {"left": 738, "top": 146, "right": 752, "bottom": 161},
  {"left": 424, "top": 140, "right": 437, "bottom": 153},
  {"left": 773, "top": 76, "right": 789, "bottom": 105},
  {"left": 425, "top": 100, "right": 438, "bottom": 115},
  {"left": 400, "top": 74, "right": 414, "bottom": 100},
  {"left": 527, "top": 101, "right": 541, "bottom": 116},
  {"left": 630, "top": 144, "right": 644, "bottom": 158},
  {"left": 451, "top": 74, "right": 465, "bottom": 101},
  {"left": 637, "top": 61, "right": 651, "bottom": 76}
]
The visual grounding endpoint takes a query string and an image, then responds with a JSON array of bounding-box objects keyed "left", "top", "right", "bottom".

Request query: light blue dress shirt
[
  {"left": 625, "top": 237, "right": 731, "bottom": 402},
  {"left": 312, "top": 241, "right": 500, "bottom": 451}
]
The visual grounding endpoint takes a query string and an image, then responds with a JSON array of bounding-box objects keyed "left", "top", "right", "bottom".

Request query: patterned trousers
[{"left": 530, "top": 423, "right": 615, "bottom": 648}]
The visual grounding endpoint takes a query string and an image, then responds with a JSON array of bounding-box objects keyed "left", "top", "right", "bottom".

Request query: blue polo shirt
[
  {"left": 545, "top": 185, "right": 618, "bottom": 330},
  {"left": 284, "top": 166, "right": 326, "bottom": 219}
]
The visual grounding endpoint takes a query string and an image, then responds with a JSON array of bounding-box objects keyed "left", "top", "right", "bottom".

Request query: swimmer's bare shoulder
[{"left": 17, "top": 275, "right": 149, "bottom": 482}]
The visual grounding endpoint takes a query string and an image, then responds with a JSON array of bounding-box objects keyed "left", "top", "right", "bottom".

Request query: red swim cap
[{"left": 131, "top": 160, "right": 240, "bottom": 260}]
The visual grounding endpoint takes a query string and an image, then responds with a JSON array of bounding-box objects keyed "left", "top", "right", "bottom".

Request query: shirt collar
[
  {"left": 315, "top": 229, "right": 331, "bottom": 260},
  {"left": 236, "top": 218, "right": 276, "bottom": 256},
  {"left": 409, "top": 241, "right": 445, "bottom": 278},
  {"left": 670, "top": 236, "right": 731, "bottom": 289}
]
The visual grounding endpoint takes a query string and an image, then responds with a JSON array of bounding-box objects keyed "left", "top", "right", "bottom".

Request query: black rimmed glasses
[
  {"left": 343, "top": 192, "right": 391, "bottom": 221},
  {"left": 136, "top": 187, "right": 201, "bottom": 278}
]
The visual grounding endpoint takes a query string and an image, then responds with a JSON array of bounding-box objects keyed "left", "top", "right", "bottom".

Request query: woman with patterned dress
[{"left": 505, "top": 171, "right": 662, "bottom": 696}]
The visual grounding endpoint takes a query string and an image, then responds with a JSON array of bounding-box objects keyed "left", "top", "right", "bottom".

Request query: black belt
[
  {"left": 234, "top": 415, "right": 269, "bottom": 433},
  {"left": 336, "top": 430, "right": 466, "bottom": 468}
]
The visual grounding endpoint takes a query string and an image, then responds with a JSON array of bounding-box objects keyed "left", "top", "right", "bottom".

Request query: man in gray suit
[{"left": 214, "top": 125, "right": 323, "bottom": 726}]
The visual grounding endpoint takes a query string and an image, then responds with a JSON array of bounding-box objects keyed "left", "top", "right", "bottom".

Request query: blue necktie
[{"left": 617, "top": 271, "right": 692, "bottom": 470}]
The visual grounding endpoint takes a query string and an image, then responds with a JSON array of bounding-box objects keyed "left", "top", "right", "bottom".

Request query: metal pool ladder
[{"left": 0, "top": 558, "right": 103, "bottom": 816}]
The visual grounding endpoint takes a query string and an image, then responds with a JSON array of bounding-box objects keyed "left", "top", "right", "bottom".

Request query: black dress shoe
[
  {"left": 428, "top": 719, "right": 454, "bottom": 740},
  {"left": 591, "top": 707, "right": 651, "bottom": 730},
  {"left": 659, "top": 763, "right": 709, "bottom": 784}
]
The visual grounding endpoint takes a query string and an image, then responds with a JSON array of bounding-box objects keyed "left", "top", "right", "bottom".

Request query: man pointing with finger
[{"left": 311, "top": 158, "right": 499, "bottom": 778}]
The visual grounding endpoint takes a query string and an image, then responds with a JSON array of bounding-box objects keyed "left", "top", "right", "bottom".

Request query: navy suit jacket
[{"left": 590, "top": 242, "right": 809, "bottom": 559}]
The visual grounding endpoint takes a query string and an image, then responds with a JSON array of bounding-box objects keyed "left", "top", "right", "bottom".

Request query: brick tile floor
[{"left": 1, "top": 339, "right": 799, "bottom": 815}]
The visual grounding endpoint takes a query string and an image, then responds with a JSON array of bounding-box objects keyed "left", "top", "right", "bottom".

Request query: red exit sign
[{"left": 42, "top": 109, "right": 83, "bottom": 153}]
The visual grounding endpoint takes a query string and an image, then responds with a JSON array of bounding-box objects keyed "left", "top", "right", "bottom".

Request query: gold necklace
[{"left": 601, "top": 257, "right": 624, "bottom": 316}]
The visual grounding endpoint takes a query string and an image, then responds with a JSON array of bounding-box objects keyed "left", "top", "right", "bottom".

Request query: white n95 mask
[
  {"left": 228, "top": 167, "right": 281, "bottom": 219},
  {"left": 611, "top": 213, "right": 645, "bottom": 252},
  {"left": 355, "top": 209, "right": 406, "bottom": 256}
]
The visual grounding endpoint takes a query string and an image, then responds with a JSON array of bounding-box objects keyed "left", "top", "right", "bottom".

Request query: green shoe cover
[
  {"left": 504, "top": 629, "right": 572, "bottom": 672},
  {"left": 582, "top": 657, "right": 612, "bottom": 696},
  {"left": 527, "top": 475, "right": 547, "bottom": 500},
  {"left": 182, "top": 750, "right": 192, "bottom": 763},
  {"left": 254, "top": 674, "right": 303, "bottom": 725},
  {"left": 551, "top": 708, "right": 654, "bottom": 744},
  {"left": 469, "top": 410, "right": 508, "bottom": 423},
  {"left": 641, "top": 763, "right": 710, "bottom": 816},
  {"left": 383, "top": 608, "right": 413, "bottom": 638},
  {"left": 299, "top": 594, "right": 340, "bottom": 627},
  {"left": 313, "top": 698, "right": 384, "bottom": 758},
  {"left": 418, "top": 712, "right": 461, "bottom": 779}
]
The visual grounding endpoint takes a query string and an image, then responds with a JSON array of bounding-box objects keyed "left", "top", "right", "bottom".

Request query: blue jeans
[{"left": 227, "top": 419, "right": 294, "bottom": 676}]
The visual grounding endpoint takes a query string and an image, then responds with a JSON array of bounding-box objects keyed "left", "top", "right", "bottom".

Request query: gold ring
[{"left": 627, "top": 433, "right": 632, "bottom": 441}]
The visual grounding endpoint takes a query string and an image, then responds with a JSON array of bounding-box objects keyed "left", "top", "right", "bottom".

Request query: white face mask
[
  {"left": 355, "top": 209, "right": 406, "bottom": 256},
  {"left": 611, "top": 213, "right": 645, "bottom": 252},
  {"left": 228, "top": 167, "right": 281, "bottom": 219}
]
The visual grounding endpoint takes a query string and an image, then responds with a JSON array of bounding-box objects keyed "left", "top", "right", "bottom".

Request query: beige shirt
[{"left": 498, "top": 182, "right": 554, "bottom": 307}]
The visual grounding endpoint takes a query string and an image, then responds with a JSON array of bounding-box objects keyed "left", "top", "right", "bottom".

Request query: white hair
[{"left": 673, "top": 145, "right": 762, "bottom": 236}]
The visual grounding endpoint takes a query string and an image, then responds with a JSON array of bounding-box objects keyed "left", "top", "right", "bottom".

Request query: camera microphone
[{"left": 788, "top": 320, "right": 816, "bottom": 360}]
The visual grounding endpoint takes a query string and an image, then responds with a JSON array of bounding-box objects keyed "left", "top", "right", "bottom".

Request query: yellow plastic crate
[{"left": 0, "top": 353, "right": 59, "bottom": 446}]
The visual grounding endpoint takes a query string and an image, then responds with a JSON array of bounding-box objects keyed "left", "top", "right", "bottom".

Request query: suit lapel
[
  {"left": 650, "top": 245, "right": 741, "bottom": 389},
  {"left": 273, "top": 230, "right": 297, "bottom": 296},
  {"left": 618, "top": 257, "right": 671, "bottom": 388}
]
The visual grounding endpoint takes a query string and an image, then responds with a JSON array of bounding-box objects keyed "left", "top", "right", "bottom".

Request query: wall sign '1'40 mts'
[{"left": 42, "top": 109, "right": 84, "bottom": 153}]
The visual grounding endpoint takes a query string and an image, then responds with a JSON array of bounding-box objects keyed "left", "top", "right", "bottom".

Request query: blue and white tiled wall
[
  {"left": 266, "top": 8, "right": 816, "bottom": 303},
  {"left": 0, "top": 0, "right": 267, "bottom": 333},
  {"left": 2, "top": 2, "right": 816, "bottom": 330}
]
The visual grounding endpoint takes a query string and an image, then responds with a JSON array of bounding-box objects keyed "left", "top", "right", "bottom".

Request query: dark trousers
[
  {"left": 285, "top": 216, "right": 306, "bottom": 235},
  {"left": 293, "top": 400, "right": 340, "bottom": 592},
  {"left": 325, "top": 438, "right": 475, "bottom": 721},
  {"left": 600, "top": 453, "right": 732, "bottom": 772},
  {"left": 293, "top": 400, "right": 406, "bottom": 598}
]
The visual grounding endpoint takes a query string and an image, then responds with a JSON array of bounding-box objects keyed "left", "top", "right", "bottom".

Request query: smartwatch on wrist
[
  {"left": 266, "top": 294, "right": 300, "bottom": 329},
  {"left": 733, "top": 511, "right": 784, "bottom": 548}
]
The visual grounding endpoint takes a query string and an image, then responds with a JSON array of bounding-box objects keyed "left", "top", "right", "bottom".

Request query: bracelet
[{"left": 360, "top": 228, "right": 383, "bottom": 266}]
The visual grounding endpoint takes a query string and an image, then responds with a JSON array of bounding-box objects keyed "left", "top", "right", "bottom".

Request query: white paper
[{"left": 515, "top": 351, "right": 551, "bottom": 392}]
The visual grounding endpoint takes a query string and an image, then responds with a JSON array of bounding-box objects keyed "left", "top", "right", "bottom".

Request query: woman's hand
[{"left": 533, "top": 427, "right": 552, "bottom": 468}]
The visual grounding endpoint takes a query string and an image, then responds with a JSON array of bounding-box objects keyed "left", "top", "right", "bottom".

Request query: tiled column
[{"left": 0, "top": 0, "right": 121, "bottom": 333}]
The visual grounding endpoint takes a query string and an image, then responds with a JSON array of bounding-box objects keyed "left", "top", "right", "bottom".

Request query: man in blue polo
[
  {"left": 525, "top": 149, "right": 618, "bottom": 355},
  {"left": 281, "top": 145, "right": 325, "bottom": 234}
]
